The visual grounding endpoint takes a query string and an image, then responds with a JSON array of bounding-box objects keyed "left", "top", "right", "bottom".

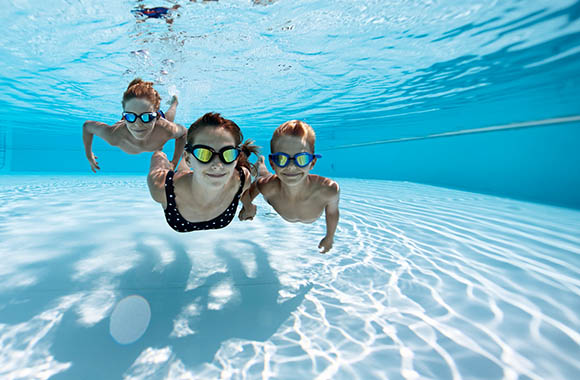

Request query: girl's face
[
  {"left": 123, "top": 97, "right": 157, "bottom": 140},
  {"left": 270, "top": 135, "right": 316, "bottom": 186},
  {"left": 185, "top": 127, "right": 238, "bottom": 188}
]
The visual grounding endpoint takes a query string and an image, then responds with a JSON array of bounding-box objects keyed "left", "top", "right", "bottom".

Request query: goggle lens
[
  {"left": 193, "top": 148, "right": 213, "bottom": 163},
  {"left": 274, "top": 155, "right": 288, "bottom": 167},
  {"left": 123, "top": 113, "right": 137, "bottom": 123},
  {"left": 141, "top": 113, "right": 154, "bottom": 123},
  {"left": 222, "top": 148, "right": 239, "bottom": 163},
  {"left": 295, "top": 154, "right": 311, "bottom": 167}
]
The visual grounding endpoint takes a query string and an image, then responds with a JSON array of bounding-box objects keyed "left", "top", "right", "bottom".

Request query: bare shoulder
[
  {"left": 241, "top": 166, "right": 252, "bottom": 192},
  {"left": 85, "top": 120, "right": 124, "bottom": 144},
  {"left": 256, "top": 174, "right": 279, "bottom": 196},
  {"left": 157, "top": 118, "right": 186, "bottom": 138},
  {"left": 310, "top": 175, "right": 340, "bottom": 199},
  {"left": 173, "top": 169, "right": 192, "bottom": 183},
  {"left": 153, "top": 118, "right": 174, "bottom": 138},
  {"left": 107, "top": 121, "right": 132, "bottom": 145},
  {"left": 84, "top": 120, "right": 111, "bottom": 131}
]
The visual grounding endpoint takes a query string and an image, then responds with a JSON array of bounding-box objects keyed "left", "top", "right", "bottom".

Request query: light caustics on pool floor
[{"left": 0, "top": 176, "right": 579, "bottom": 380}]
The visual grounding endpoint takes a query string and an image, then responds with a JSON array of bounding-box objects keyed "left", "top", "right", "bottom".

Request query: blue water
[{"left": 1, "top": 0, "right": 580, "bottom": 379}]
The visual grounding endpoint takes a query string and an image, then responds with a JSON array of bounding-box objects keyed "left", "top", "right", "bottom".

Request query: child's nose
[{"left": 209, "top": 156, "right": 223, "bottom": 167}]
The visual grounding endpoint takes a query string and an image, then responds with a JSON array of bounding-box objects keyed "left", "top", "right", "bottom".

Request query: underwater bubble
[
  {"left": 162, "top": 59, "right": 175, "bottom": 68},
  {"left": 130, "top": 49, "right": 150, "bottom": 57}
]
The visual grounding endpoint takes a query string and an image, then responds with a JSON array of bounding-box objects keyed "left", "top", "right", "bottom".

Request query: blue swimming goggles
[
  {"left": 122, "top": 110, "right": 165, "bottom": 123},
  {"left": 269, "top": 152, "right": 321, "bottom": 168},
  {"left": 185, "top": 144, "right": 240, "bottom": 164}
]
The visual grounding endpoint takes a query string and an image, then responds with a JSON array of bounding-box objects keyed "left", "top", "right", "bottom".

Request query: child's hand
[
  {"left": 318, "top": 236, "right": 333, "bottom": 253},
  {"left": 87, "top": 152, "right": 100, "bottom": 173},
  {"left": 239, "top": 204, "right": 257, "bottom": 221}
]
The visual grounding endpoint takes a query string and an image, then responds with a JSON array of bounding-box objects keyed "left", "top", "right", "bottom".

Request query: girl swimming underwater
[{"left": 147, "top": 113, "right": 258, "bottom": 232}]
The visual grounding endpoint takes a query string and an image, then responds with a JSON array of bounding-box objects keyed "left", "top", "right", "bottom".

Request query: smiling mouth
[
  {"left": 282, "top": 173, "right": 301, "bottom": 177},
  {"left": 206, "top": 173, "right": 226, "bottom": 178}
]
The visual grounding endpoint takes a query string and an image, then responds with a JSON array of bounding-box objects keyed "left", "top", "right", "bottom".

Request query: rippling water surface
[
  {"left": 1, "top": 0, "right": 579, "bottom": 147},
  {"left": 1, "top": 0, "right": 579, "bottom": 378},
  {"left": 0, "top": 176, "right": 578, "bottom": 379}
]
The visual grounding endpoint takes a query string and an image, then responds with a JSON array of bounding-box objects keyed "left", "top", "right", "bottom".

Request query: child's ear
[
  {"left": 310, "top": 157, "right": 317, "bottom": 169},
  {"left": 184, "top": 152, "right": 192, "bottom": 167}
]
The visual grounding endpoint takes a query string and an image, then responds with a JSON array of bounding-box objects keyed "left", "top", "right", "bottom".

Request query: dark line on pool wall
[
  {"left": 0, "top": 127, "right": 5, "bottom": 170},
  {"left": 319, "top": 115, "right": 580, "bottom": 151}
]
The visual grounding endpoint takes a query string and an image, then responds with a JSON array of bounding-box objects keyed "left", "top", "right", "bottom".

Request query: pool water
[
  {"left": 1, "top": 0, "right": 579, "bottom": 379},
  {"left": 0, "top": 176, "right": 578, "bottom": 379}
]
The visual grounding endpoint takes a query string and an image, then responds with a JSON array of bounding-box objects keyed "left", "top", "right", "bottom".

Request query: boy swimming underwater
[
  {"left": 239, "top": 120, "right": 340, "bottom": 253},
  {"left": 82, "top": 78, "right": 186, "bottom": 172}
]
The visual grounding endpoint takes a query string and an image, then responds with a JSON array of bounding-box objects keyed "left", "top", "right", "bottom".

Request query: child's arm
[
  {"left": 82, "top": 121, "right": 117, "bottom": 172},
  {"left": 170, "top": 123, "right": 187, "bottom": 169},
  {"left": 238, "top": 178, "right": 264, "bottom": 221},
  {"left": 147, "top": 151, "right": 172, "bottom": 204},
  {"left": 319, "top": 183, "right": 340, "bottom": 253},
  {"left": 158, "top": 119, "right": 187, "bottom": 169}
]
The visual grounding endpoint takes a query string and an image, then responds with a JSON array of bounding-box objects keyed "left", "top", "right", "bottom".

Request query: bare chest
[
  {"left": 266, "top": 195, "right": 325, "bottom": 223},
  {"left": 170, "top": 181, "right": 239, "bottom": 223},
  {"left": 113, "top": 128, "right": 166, "bottom": 154},
  {"left": 174, "top": 196, "right": 236, "bottom": 222}
]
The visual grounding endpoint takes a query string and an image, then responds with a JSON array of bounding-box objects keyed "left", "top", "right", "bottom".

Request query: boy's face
[
  {"left": 123, "top": 97, "right": 157, "bottom": 140},
  {"left": 270, "top": 135, "right": 316, "bottom": 186}
]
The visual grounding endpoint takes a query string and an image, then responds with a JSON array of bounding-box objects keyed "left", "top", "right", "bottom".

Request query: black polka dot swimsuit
[{"left": 164, "top": 168, "right": 245, "bottom": 232}]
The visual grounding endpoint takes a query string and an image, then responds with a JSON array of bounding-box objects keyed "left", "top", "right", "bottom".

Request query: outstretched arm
[
  {"left": 82, "top": 121, "right": 116, "bottom": 173},
  {"left": 164, "top": 95, "right": 179, "bottom": 122},
  {"left": 170, "top": 125, "right": 187, "bottom": 169},
  {"left": 319, "top": 184, "right": 340, "bottom": 253},
  {"left": 239, "top": 178, "right": 262, "bottom": 221},
  {"left": 147, "top": 151, "right": 172, "bottom": 204},
  {"left": 158, "top": 118, "right": 187, "bottom": 169}
]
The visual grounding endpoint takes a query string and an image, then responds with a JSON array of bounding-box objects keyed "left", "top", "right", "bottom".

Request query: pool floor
[{"left": 0, "top": 175, "right": 578, "bottom": 380}]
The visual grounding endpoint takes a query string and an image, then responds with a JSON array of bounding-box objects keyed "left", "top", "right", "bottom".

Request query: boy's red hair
[
  {"left": 271, "top": 120, "right": 316, "bottom": 152},
  {"left": 122, "top": 78, "right": 161, "bottom": 110}
]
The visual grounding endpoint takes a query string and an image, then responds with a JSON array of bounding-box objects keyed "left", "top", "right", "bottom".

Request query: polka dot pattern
[{"left": 163, "top": 169, "right": 245, "bottom": 233}]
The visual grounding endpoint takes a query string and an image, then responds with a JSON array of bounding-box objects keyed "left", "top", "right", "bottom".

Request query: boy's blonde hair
[{"left": 271, "top": 120, "right": 316, "bottom": 153}]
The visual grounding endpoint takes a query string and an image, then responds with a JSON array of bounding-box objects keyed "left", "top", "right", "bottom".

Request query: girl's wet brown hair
[
  {"left": 187, "top": 112, "right": 259, "bottom": 172},
  {"left": 122, "top": 78, "right": 161, "bottom": 110}
]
